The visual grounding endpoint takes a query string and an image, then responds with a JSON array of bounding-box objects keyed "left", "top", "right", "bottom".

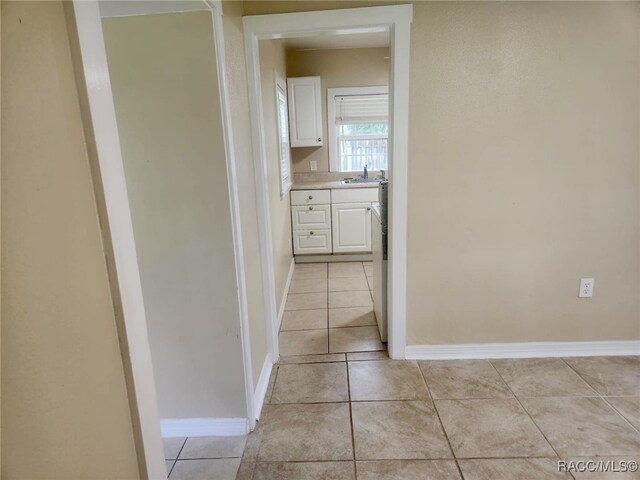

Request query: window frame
[
  {"left": 275, "top": 72, "right": 293, "bottom": 196},
  {"left": 327, "top": 86, "right": 389, "bottom": 173}
]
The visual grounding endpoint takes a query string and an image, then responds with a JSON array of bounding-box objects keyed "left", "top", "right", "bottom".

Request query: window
[
  {"left": 275, "top": 73, "right": 292, "bottom": 195},
  {"left": 328, "top": 86, "right": 389, "bottom": 173}
]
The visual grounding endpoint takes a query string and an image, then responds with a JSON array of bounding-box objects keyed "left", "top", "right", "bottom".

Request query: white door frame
[
  {"left": 243, "top": 4, "right": 412, "bottom": 360},
  {"left": 67, "top": 1, "right": 255, "bottom": 477}
]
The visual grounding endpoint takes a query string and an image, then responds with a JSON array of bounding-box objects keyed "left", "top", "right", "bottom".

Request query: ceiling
[{"left": 99, "top": 1, "right": 208, "bottom": 18}]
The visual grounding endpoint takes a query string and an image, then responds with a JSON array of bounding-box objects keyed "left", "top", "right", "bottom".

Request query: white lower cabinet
[
  {"left": 331, "top": 202, "right": 372, "bottom": 253},
  {"left": 293, "top": 229, "right": 332, "bottom": 254}
]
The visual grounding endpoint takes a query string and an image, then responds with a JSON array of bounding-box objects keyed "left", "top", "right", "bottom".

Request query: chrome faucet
[
  {"left": 380, "top": 169, "right": 386, "bottom": 180},
  {"left": 363, "top": 164, "right": 368, "bottom": 180}
]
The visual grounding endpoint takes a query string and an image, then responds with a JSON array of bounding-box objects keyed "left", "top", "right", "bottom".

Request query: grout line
[
  {"left": 416, "top": 361, "right": 465, "bottom": 479},
  {"left": 487, "top": 360, "right": 563, "bottom": 461},
  {"left": 345, "top": 352, "right": 359, "bottom": 477}
]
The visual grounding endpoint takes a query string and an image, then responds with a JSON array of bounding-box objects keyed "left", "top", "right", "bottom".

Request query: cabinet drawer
[
  {"left": 291, "top": 189, "right": 331, "bottom": 206},
  {"left": 332, "top": 188, "right": 378, "bottom": 204},
  {"left": 293, "top": 229, "right": 332, "bottom": 255},
  {"left": 292, "top": 204, "right": 331, "bottom": 230}
]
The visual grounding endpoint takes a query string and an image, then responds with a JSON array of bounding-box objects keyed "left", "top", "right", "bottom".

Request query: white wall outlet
[
  {"left": 579, "top": 278, "right": 594, "bottom": 298},
  {"left": 310, "top": 160, "right": 318, "bottom": 171}
]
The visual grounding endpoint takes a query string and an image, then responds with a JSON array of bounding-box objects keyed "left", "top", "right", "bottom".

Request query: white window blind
[{"left": 335, "top": 93, "right": 388, "bottom": 124}]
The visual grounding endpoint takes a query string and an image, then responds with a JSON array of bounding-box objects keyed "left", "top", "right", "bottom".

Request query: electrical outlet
[
  {"left": 310, "top": 160, "right": 318, "bottom": 171},
  {"left": 579, "top": 278, "right": 594, "bottom": 298}
]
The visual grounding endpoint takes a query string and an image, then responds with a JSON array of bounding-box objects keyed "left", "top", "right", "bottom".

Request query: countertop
[{"left": 291, "top": 180, "right": 381, "bottom": 191}]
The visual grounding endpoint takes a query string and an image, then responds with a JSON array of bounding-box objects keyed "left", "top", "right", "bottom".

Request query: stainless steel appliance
[{"left": 371, "top": 180, "right": 388, "bottom": 341}]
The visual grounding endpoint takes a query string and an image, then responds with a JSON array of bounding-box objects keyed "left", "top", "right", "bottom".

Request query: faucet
[
  {"left": 380, "top": 169, "right": 386, "bottom": 180},
  {"left": 363, "top": 164, "right": 368, "bottom": 180}
]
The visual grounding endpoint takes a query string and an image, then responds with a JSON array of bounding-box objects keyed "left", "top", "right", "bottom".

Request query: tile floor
[
  {"left": 162, "top": 262, "right": 640, "bottom": 479},
  {"left": 235, "top": 354, "right": 640, "bottom": 480},
  {"left": 279, "top": 262, "right": 384, "bottom": 356}
]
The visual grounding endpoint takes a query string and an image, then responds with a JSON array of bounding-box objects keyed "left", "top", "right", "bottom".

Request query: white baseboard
[
  {"left": 276, "top": 258, "right": 295, "bottom": 332},
  {"left": 161, "top": 417, "right": 249, "bottom": 438},
  {"left": 253, "top": 356, "right": 273, "bottom": 421},
  {"left": 405, "top": 341, "right": 640, "bottom": 360}
]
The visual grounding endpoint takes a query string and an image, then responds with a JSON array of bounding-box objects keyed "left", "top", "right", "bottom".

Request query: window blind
[
  {"left": 335, "top": 93, "right": 388, "bottom": 124},
  {"left": 276, "top": 85, "right": 292, "bottom": 194}
]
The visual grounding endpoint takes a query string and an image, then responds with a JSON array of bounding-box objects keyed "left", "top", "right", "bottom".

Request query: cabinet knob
[
  {"left": 308, "top": 195, "right": 313, "bottom": 200},
  {"left": 367, "top": 207, "right": 371, "bottom": 211},
  {"left": 310, "top": 231, "right": 314, "bottom": 235},
  {"left": 317, "top": 138, "right": 321, "bottom": 142},
  {"left": 309, "top": 206, "right": 313, "bottom": 211}
]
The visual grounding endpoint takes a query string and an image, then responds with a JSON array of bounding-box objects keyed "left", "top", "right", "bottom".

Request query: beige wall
[
  {"left": 246, "top": 1, "right": 640, "bottom": 346},
  {"left": 222, "top": 0, "right": 269, "bottom": 389},
  {"left": 1, "top": 2, "right": 140, "bottom": 478},
  {"left": 103, "top": 11, "right": 247, "bottom": 418},
  {"left": 259, "top": 39, "right": 294, "bottom": 312},
  {"left": 287, "top": 47, "right": 389, "bottom": 173}
]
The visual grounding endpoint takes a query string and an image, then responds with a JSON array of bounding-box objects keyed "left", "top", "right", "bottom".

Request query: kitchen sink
[{"left": 341, "top": 177, "right": 380, "bottom": 184}]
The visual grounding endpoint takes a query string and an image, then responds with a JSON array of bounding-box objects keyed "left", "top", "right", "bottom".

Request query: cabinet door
[
  {"left": 332, "top": 202, "right": 372, "bottom": 253},
  {"left": 287, "top": 77, "right": 323, "bottom": 147}
]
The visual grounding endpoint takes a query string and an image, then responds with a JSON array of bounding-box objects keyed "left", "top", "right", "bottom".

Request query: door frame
[
  {"left": 66, "top": 0, "right": 254, "bottom": 477},
  {"left": 243, "top": 4, "right": 412, "bottom": 361}
]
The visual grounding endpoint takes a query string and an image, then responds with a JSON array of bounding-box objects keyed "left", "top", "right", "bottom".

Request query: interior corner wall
[
  {"left": 259, "top": 39, "right": 294, "bottom": 314},
  {"left": 286, "top": 47, "right": 390, "bottom": 173},
  {"left": 1, "top": 1, "right": 140, "bottom": 478},
  {"left": 102, "top": 11, "right": 247, "bottom": 419},
  {"left": 221, "top": 0, "right": 269, "bottom": 389}
]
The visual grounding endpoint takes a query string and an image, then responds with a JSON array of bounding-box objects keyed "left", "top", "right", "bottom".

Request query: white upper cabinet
[{"left": 287, "top": 76, "right": 323, "bottom": 147}]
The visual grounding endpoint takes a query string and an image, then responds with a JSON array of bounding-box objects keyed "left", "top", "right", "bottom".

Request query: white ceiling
[
  {"left": 283, "top": 31, "right": 389, "bottom": 51},
  {"left": 99, "top": 1, "right": 208, "bottom": 18}
]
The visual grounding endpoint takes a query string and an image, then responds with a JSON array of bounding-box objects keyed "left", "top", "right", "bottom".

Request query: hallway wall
[
  {"left": 1, "top": 1, "right": 140, "bottom": 477},
  {"left": 102, "top": 11, "right": 247, "bottom": 419}
]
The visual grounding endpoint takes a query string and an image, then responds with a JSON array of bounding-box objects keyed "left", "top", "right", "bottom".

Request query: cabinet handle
[
  {"left": 308, "top": 195, "right": 313, "bottom": 200},
  {"left": 309, "top": 206, "right": 313, "bottom": 211},
  {"left": 310, "top": 231, "right": 314, "bottom": 235}
]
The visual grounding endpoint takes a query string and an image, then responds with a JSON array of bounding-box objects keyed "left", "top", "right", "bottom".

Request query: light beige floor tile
[
  {"left": 608, "top": 397, "right": 640, "bottom": 431},
  {"left": 271, "top": 363, "right": 348, "bottom": 404},
  {"left": 492, "top": 358, "right": 597, "bottom": 397},
  {"left": 235, "top": 462, "right": 255, "bottom": 480},
  {"left": 164, "top": 437, "right": 186, "bottom": 460},
  {"left": 520, "top": 396, "right": 640, "bottom": 456},
  {"left": 179, "top": 436, "right": 246, "bottom": 459},
  {"left": 279, "top": 329, "right": 328, "bottom": 356},
  {"left": 564, "top": 356, "right": 640, "bottom": 396},
  {"left": 170, "top": 458, "right": 240, "bottom": 480},
  {"left": 252, "top": 461, "right": 355, "bottom": 480},
  {"left": 329, "top": 306, "right": 376, "bottom": 328},
  {"left": 329, "top": 326, "right": 384, "bottom": 353},
  {"left": 367, "top": 276, "right": 374, "bottom": 290},
  {"left": 241, "top": 427, "right": 261, "bottom": 462},
  {"left": 285, "top": 292, "right": 327, "bottom": 311},
  {"left": 352, "top": 401, "right": 452, "bottom": 460},
  {"left": 419, "top": 360, "right": 512, "bottom": 399},
  {"left": 329, "top": 291, "right": 372, "bottom": 308},
  {"left": 349, "top": 360, "right": 429, "bottom": 401},
  {"left": 328, "top": 262, "right": 365, "bottom": 278},
  {"left": 288, "top": 278, "right": 327, "bottom": 294},
  {"left": 328, "top": 276, "right": 369, "bottom": 292},
  {"left": 458, "top": 459, "right": 571, "bottom": 480},
  {"left": 166, "top": 460, "right": 175, "bottom": 477},
  {"left": 281, "top": 309, "right": 327, "bottom": 331},
  {"left": 363, "top": 262, "right": 373, "bottom": 276},
  {"left": 257, "top": 403, "right": 353, "bottom": 461},
  {"left": 563, "top": 456, "right": 640, "bottom": 479},
  {"left": 347, "top": 351, "right": 389, "bottom": 361},
  {"left": 435, "top": 398, "right": 555, "bottom": 458},
  {"left": 279, "top": 353, "right": 346, "bottom": 364},
  {"left": 356, "top": 460, "right": 461, "bottom": 480},
  {"left": 292, "top": 264, "right": 327, "bottom": 280}
]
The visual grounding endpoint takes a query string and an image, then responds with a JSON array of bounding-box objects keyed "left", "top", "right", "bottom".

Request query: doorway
[{"left": 243, "top": 5, "right": 413, "bottom": 362}]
